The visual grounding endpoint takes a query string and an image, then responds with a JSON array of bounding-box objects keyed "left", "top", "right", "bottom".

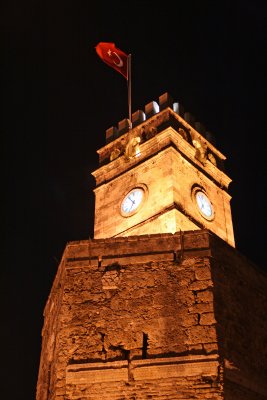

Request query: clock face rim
[
  {"left": 193, "top": 188, "right": 214, "bottom": 221},
  {"left": 120, "top": 185, "right": 147, "bottom": 217}
]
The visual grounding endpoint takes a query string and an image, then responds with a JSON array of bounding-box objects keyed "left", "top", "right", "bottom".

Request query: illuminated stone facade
[
  {"left": 36, "top": 232, "right": 267, "bottom": 399},
  {"left": 36, "top": 94, "right": 267, "bottom": 399},
  {"left": 92, "top": 100, "right": 234, "bottom": 246}
]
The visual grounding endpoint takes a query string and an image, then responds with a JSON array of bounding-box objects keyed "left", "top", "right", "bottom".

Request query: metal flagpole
[{"left": 127, "top": 54, "right": 132, "bottom": 130}]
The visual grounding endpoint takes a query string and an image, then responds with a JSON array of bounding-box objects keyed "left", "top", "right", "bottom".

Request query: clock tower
[
  {"left": 36, "top": 93, "right": 267, "bottom": 400},
  {"left": 92, "top": 92, "right": 234, "bottom": 247}
]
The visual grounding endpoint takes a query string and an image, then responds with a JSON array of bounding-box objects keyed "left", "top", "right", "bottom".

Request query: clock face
[
  {"left": 121, "top": 187, "right": 145, "bottom": 216},
  {"left": 195, "top": 190, "right": 214, "bottom": 220}
]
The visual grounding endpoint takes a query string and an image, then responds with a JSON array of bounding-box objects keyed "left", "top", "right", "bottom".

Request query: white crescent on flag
[
  {"left": 112, "top": 52, "right": 123, "bottom": 67},
  {"left": 96, "top": 42, "right": 128, "bottom": 79},
  {"left": 107, "top": 49, "right": 123, "bottom": 67}
]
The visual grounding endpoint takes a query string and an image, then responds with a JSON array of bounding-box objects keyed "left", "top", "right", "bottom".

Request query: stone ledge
[
  {"left": 65, "top": 249, "right": 212, "bottom": 268},
  {"left": 65, "top": 230, "right": 211, "bottom": 261},
  {"left": 66, "top": 355, "right": 219, "bottom": 385},
  {"left": 132, "top": 360, "right": 219, "bottom": 381},
  {"left": 66, "top": 365, "right": 128, "bottom": 385}
]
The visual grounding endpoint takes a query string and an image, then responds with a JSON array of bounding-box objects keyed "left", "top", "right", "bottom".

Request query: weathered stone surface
[
  {"left": 36, "top": 231, "right": 267, "bottom": 400},
  {"left": 200, "top": 313, "right": 216, "bottom": 325},
  {"left": 195, "top": 265, "right": 212, "bottom": 281},
  {"left": 186, "top": 325, "right": 217, "bottom": 345}
]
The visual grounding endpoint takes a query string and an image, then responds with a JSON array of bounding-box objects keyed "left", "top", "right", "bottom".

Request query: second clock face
[
  {"left": 195, "top": 190, "right": 214, "bottom": 220},
  {"left": 121, "top": 187, "right": 145, "bottom": 216}
]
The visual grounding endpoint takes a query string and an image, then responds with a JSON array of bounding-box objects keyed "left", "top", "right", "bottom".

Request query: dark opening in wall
[{"left": 142, "top": 333, "right": 148, "bottom": 359}]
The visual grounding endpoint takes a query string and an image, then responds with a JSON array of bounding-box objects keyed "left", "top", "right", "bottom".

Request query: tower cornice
[{"left": 92, "top": 125, "right": 232, "bottom": 190}]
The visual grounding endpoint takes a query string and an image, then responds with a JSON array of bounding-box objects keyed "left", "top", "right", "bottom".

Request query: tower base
[{"left": 36, "top": 230, "right": 267, "bottom": 400}]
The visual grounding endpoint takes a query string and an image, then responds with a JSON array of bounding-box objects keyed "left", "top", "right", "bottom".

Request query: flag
[{"left": 95, "top": 42, "right": 128, "bottom": 79}]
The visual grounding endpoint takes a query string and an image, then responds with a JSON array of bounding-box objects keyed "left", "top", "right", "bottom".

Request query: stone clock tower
[
  {"left": 92, "top": 93, "right": 234, "bottom": 245},
  {"left": 36, "top": 93, "right": 267, "bottom": 400}
]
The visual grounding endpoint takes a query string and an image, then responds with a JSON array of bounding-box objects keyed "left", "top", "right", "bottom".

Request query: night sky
[{"left": 3, "top": 1, "right": 267, "bottom": 399}]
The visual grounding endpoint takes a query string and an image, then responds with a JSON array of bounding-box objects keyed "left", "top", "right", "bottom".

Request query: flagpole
[{"left": 127, "top": 54, "right": 132, "bottom": 130}]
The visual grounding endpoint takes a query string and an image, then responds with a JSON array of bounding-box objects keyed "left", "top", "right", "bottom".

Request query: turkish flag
[{"left": 95, "top": 42, "right": 128, "bottom": 79}]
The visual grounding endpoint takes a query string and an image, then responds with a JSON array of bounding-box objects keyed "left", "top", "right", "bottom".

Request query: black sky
[{"left": 2, "top": 1, "right": 267, "bottom": 399}]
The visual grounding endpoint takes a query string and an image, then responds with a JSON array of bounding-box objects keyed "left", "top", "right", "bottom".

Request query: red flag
[{"left": 95, "top": 42, "right": 128, "bottom": 79}]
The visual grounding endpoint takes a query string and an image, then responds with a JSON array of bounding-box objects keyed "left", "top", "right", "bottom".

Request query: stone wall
[
  {"left": 210, "top": 237, "right": 267, "bottom": 398},
  {"left": 36, "top": 231, "right": 267, "bottom": 399}
]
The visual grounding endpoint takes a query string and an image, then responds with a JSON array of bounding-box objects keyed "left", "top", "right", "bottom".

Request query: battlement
[
  {"left": 105, "top": 92, "right": 216, "bottom": 146},
  {"left": 97, "top": 93, "right": 225, "bottom": 172}
]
